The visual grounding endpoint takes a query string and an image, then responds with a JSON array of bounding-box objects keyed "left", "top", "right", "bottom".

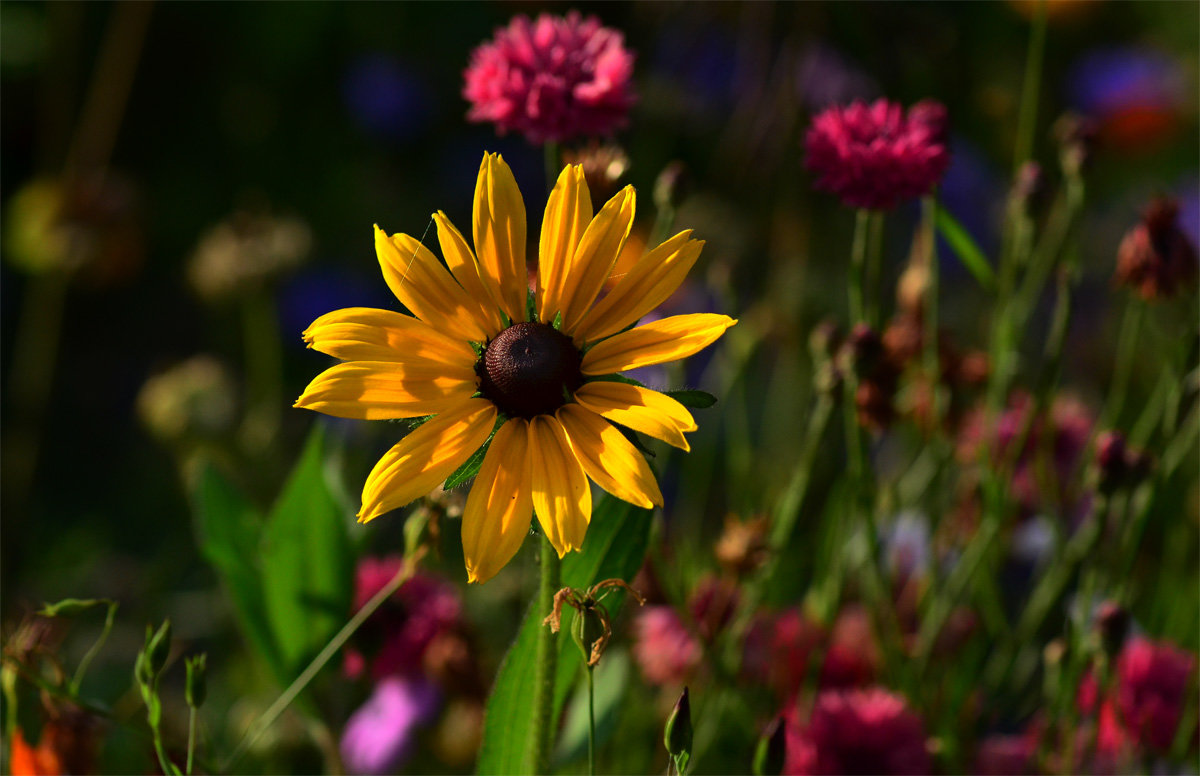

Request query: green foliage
[
  {"left": 664, "top": 390, "right": 718, "bottom": 409},
  {"left": 476, "top": 495, "right": 653, "bottom": 775},
  {"left": 191, "top": 423, "right": 353, "bottom": 683},
  {"left": 935, "top": 206, "right": 996, "bottom": 291},
  {"left": 260, "top": 425, "right": 353, "bottom": 677}
]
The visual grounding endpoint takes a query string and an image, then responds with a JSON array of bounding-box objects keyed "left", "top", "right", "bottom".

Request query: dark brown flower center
[{"left": 477, "top": 321, "right": 582, "bottom": 418}]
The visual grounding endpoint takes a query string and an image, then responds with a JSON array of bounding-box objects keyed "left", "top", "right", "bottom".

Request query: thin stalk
[
  {"left": 70, "top": 600, "right": 119, "bottom": 694},
  {"left": 186, "top": 707, "right": 197, "bottom": 776},
  {"left": 848, "top": 209, "right": 870, "bottom": 324},
  {"left": 529, "top": 536, "right": 563, "bottom": 775},
  {"left": 222, "top": 560, "right": 417, "bottom": 772},
  {"left": 586, "top": 666, "right": 596, "bottom": 776},
  {"left": 865, "top": 211, "right": 885, "bottom": 328},
  {"left": 922, "top": 196, "right": 943, "bottom": 428},
  {"left": 1011, "top": 0, "right": 1048, "bottom": 176},
  {"left": 1099, "top": 300, "right": 1145, "bottom": 429}
]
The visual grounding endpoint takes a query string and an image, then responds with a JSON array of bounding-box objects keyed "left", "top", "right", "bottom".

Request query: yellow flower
[{"left": 295, "top": 152, "right": 736, "bottom": 583}]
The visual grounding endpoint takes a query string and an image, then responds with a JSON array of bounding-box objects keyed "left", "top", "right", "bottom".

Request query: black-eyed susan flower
[{"left": 296, "top": 152, "right": 735, "bottom": 583}]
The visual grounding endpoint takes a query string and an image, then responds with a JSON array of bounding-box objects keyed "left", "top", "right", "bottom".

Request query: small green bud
[
  {"left": 404, "top": 509, "right": 434, "bottom": 560},
  {"left": 570, "top": 605, "right": 609, "bottom": 667},
  {"left": 753, "top": 716, "right": 786, "bottom": 776},
  {"left": 145, "top": 620, "right": 172, "bottom": 677},
  {"left": 664, "top": 686, "right": 693, "bottom": 761},
  {"left": 185, "top": 653, "right": 208, "bottom": 708}
]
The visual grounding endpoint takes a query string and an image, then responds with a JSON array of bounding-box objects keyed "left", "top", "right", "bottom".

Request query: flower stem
[
  {"left": 921, "top": 195, "right": 944, "bottom": 427},
  {"left": 1012, "top": 0, "right": 1047, "bottom": 176},
  {"left": 221, "top": 558, "right": 418, "bottom": 772},
  {"left": 529, "top": 535, "right": 562, "bottom": 774},
  {"left": 865, "top": 211, "right": 885, "bottom": 328},
  {"left": 848, "top": 209, "right": 870, "bottom": 324},
  {"left": 1100, "top": 299, "right": 1144, "bottom": 430},
  {"left": 586, "top": 665, "right": 596, "bottom": 776},
  {"left": 186, "top": 707, "right": 197, "bottom": 776}
]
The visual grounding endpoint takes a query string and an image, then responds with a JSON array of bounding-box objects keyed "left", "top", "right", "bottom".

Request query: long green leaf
[
  {"left": 476, "top": 496, "right": 653, "bottom": 775},
  {"left": 935, "top": 206, "right": 996, "bottom": 291},
  {"left": 190, "top": 459, "right": 282, "bottom": 681},
  {"left": 260, "top": 423, "right": 354, "bottom": 678}
]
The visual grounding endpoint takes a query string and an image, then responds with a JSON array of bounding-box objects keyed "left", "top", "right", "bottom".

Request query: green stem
[
  {"left": 865, "top": 211, "right": 885, "bottom": 328},
  {"left": 544, "top": 141, "right": 561, "bottom": 194},
  {"left": 222, "top": 560, "right": 417, "bottom": 772},
  {"left": 586, "top": 666, "right": 596, "bottom": 776},
  {"left": 848, "top": 209, "right": 870, "bottom": 324},
  {"left": 70, "top": 600, "right": 119, "bottom": 694},
  {"left": 186, "top": 707, "right": 197, "bottom": 776},
  {"left": 922, "top": 196, "right": 943, "bottom": 427},
  {"left": 529, "top": 535, "right": 562, "bottom": 775},
  {"left": 1100, "top": 300, "right": 1145, "bottom": 430},
  {"left": 1012, "top": 0, "right": 1047, "bottom": 176}
]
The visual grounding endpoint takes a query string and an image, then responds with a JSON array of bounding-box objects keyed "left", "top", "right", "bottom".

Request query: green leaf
[
  {"left": 190, "top": 458, "right": 282, "bottom": 681},
  {"left": 476, "top": 496, "right": 653, "bottom": 776},
  {"left": 260, "top": 423, "right": 354, "bottom": 678},
  {"left": 445, "top": 420, "right": 502, "bottom": 490},
  {"left": 935, "top": 206, "right": 996, "bottom": 291},
  {"left": 664, "top": 389, "right": 717, "bottom": 409}
]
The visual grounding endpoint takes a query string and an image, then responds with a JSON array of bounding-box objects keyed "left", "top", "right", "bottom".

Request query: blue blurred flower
[
  {"left": 1066, "top": 46, "right": 1189, "bottom": 150},
  {"left": 278, "top": 265, "right": 394, "bottom": 349},
  {"left": 342, "top": 53, "right": 432, "bottom": 141}
]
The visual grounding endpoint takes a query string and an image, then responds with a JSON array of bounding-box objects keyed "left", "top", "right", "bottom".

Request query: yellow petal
[
  {"left": 557, "top": 404, "right": 663, "bottom": 509},
  {"left": 559, "top": 185, "right": 636, "bottom": 334},
  {"left": 462, "top": 418, "right": 533, "bottom": 584},
  {"left": 374, "top": 226, "right": 491, "bottom": 343},
  {"left": 472, "top": 153, "right": 528, "bottom": 324},
  {"left": 359, "top": 399, "right": 497, "bottom": 522},
  {"left": 574, "top": 381, "right": 697, "bottom": 451},
  {"left": 433, "top": 211, "right": 505, "bottom": 337},
  {"left": 537, "top": 165, "right": 592, "bottom": 323},
  {"left": 581, "top": 313, "right": 737, "bottom": 375},
  {"left": 573, "top": 232, "right": 703, "bottom": 343},
  {"left": 294, "top": 361, "right": 478, "bottom": 420},
  {"left": 528, "top": 415, "right": 591, "bottom": 557},
  {"left": 303, "top": 306, "right": 478, "bottom": 368}
]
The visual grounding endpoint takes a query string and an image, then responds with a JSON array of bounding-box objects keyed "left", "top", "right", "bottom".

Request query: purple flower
[
  {"left": 340, "top": 677, "right": 440, "bottom": 775},
  {"left": 463, "top": 12, "right": 636, "bottom": 145}
]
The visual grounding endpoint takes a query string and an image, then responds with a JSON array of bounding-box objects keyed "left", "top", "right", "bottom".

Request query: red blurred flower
[
  {"left": 973, "top": 731, "right": 1039, "bottom": 776},
  {"left": 344, "top": 556, "right": 463, "bottom": 681},
  {"left": 1115, "top": 635, "right": 1197, "bottom": 752},
  {"left": 743, "top": 608, "right": 824, "bottom": 699},
  {"left": 463, "top": 12, "right": 636, "bottom": 145},
  {"left": 632, "top": 606, "right": 701, "bottom": 686},
  {"left": 805, "top": 99, "right": 950, "bottom": 210},
  {"left": 784, "top": 687, "right": 932, "bottom": 775}
]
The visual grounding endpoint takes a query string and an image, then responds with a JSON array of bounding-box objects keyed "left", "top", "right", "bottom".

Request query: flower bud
[
  {"left": 664, "top": 687, "right": 693, "bottom": 762},
  {"left": 145, "top": 620, "right": 172, "bottom": 678},
  {"left": 1114, "top": 197, "right": 1198, "bottom": 301},
  {"left": 564, "top": 143, "right": 630, "bottom": 208},
  {"left": 1094, "top": 601, "right": 1131, "bottom": 661},
  {"left": 185, "top": 653, "right": 207, "bottom": 708},
  {"left": 753, "top": 716, "right": 786, "bottom": 776},
  {"left": 1053, "top": 113, "right": 1099, "bottom": 177},
  {"left": 571, "top": 605, "right": 610, "bottom": 668}
]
